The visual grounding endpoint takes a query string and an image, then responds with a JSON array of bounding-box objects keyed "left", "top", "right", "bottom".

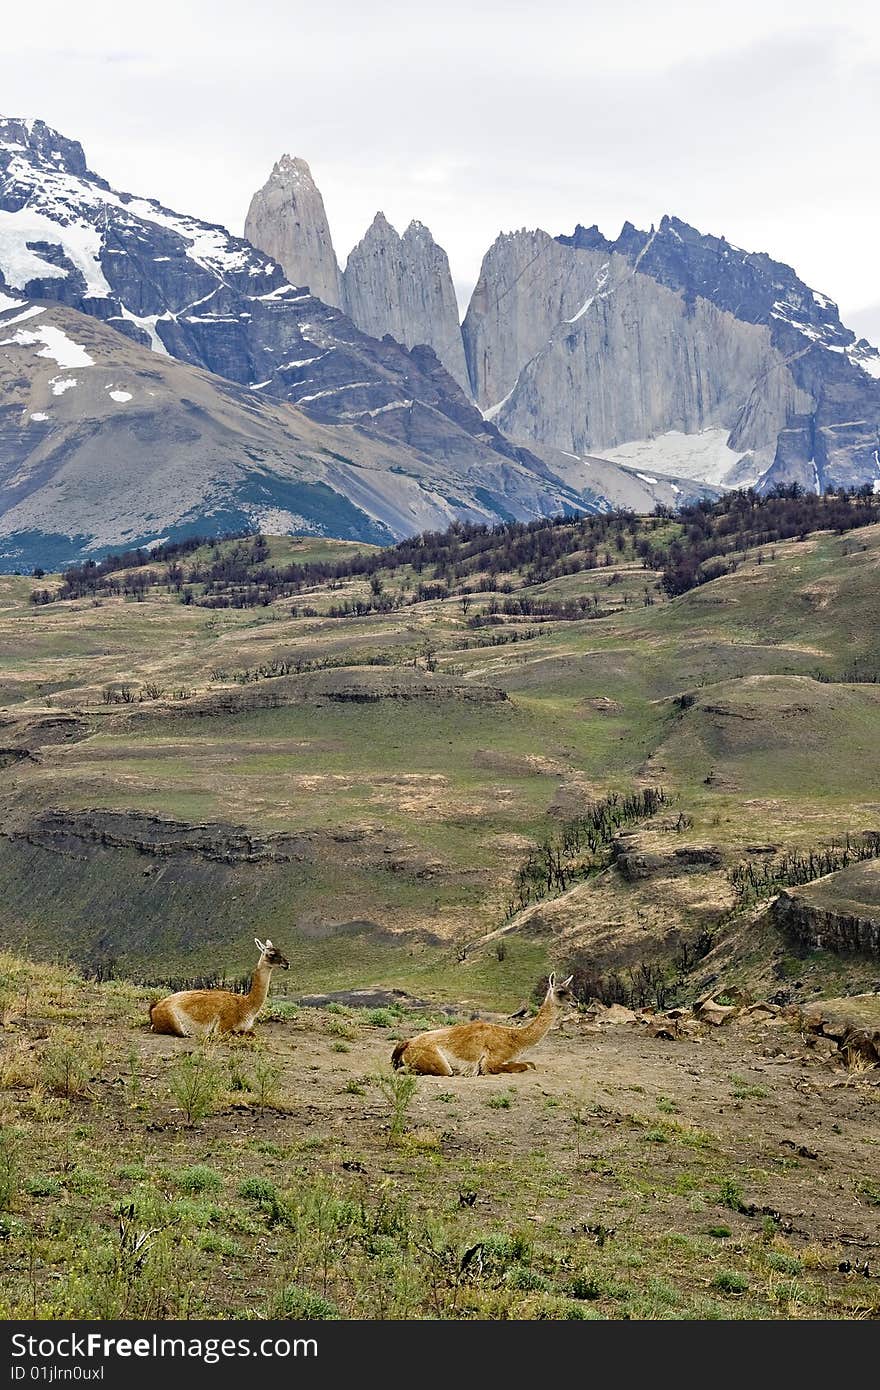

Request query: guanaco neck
[
  {"left": 514, "top": 990, "right": 559, "bottom": 1048},
  {"left": 245, "top": 956, "right": 273, "bottom": 1013}
]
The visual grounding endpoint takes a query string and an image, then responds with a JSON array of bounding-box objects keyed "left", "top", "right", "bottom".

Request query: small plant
[
  {"left": 731, "top": 1074, "right": 767, "bottom": 1099},
  {"left": 326, "top": 1018, "right": 357, "bottom": 1040},
  {"left": 249, "top": 1057, "right": 282, "bottom": 1108},
  {"left": 269, "top": 1284, "right": 339, "bottom": 1319},
  {"left": 505, "top": 1265, "right": 548, "bottom": 1292},
  {"left": 173, "top": 1165, "right": 223, "bottom": 1195},
  {"left": 855, "top": 1178, "right": 880, "bottom": 1207},
  {"left": 331, "top": 1041, "right": 350, "bottom": 1053},
  {"left": 712, "top": 1270, "right": 749, "bottom": 1294},
  {"left": 364, "top": 1008, "right": 397, "bottom": 1028},
  {"left": 237, "top": 1176, "right": 277, "bottom": 1203},
  {"left": 125, "top": 1048, "right": 144, "bottom": 1107},
  {"left": 567, "top": 1272, "right": 602, "bottom": 1300},
  {"left": 486, "top": 1091, "right": 513, "bottom": 1110},
  {"left": 41, "top": 1032, "right": 98, "bottom": 1099},
  {"left": 657, "top": 1096, "right": 678, "bottom": 1114},
  {"left": 344, "top": 1079, "right": 366, "bottom": 1096},
  {"left": 262, "top": 1000, "right": 299, "bottom": 1022},
  {"left": 0, "top": 1129, "right": 20, "bottom": 1211},
  {"left": 167, "top": 1050, "right": 224, "bottom": 1124},
  {"left": 766, "top": 1250, "right": 803, "bottom": 1275},
  {"left": 24, "top": 1174, "right": 62, "bottom": 1198},
  {"left": 706, "top": 1225, "right": 732, "bottom": 1239},
  {"left": 717, "top": 1178, "right": 745, "bottom": 1212},
  {"left": 374, "top": 1069, "right": 418, "bottom": 1141}
]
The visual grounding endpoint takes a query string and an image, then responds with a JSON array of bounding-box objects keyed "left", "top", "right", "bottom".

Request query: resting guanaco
[
  {"left": 391, "top": 972, "right": 576, "bottom": 1075},
  {"left": 149, "top": 938, "right": 289, "bottom": 1037}
]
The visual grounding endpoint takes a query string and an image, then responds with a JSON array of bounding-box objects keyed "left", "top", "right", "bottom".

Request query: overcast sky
[{"left": 3, "top": 1, "right": 878, "bottom": 340}]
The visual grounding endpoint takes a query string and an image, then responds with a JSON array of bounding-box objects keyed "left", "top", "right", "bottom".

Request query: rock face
[
  {"left": 771, "top": 858, "right": 880, "bottom": 957},
  {"left": 342, "top": 214, "right": 470, "bottom": 393},
  {"left": 463, "top": 216, "right": 880, "bottom": 491},
  {"left": 244, "top": 154, "right": 344, "bottom": 308}
]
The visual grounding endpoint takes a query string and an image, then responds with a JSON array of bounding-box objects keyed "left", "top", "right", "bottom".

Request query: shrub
[
  {"left": 364, "top": 1008, "right": 397, "bottom": 1027},
  {"left": 567, "top": 1272, "right": 602, "bottom": 1300},
  {"left": 24, "top": 1175, "right": 62, "bottom": 1198},
  {"left": 505, "top": 1265, "right": 549, "bottom": 1292},
  {"left": 249, "top": 1058, "right": 282, "bottom": 1108},
  {"left": 717, "top": 1179, "right": 745, "bottom": 1212},
  {"left": 237, "top": 1176, "right": 278, "bottom": 1203},
  {"left": 167, "top": 1051, "right": 225, "bottom": 1124},
  {"left": 373, "top": 1070, "right": 418, "bottom": 1141},
  {"left": 0, "top": 1129, "right": 20, "bottom": 1211},
  {"left": 41, "top": 1032, "right": 98, "bottom": 1098},
  {"left": 173, "top": 1166, "right": 223, "bottom": 1195}
]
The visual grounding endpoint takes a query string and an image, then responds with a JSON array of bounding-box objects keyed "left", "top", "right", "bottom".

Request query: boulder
[{"left": 698, "top": 997, "right": 737, "bottom": 1026}]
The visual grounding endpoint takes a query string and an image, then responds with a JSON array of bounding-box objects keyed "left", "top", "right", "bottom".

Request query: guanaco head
[
  {"left": 546, "top": 972, "right": 576, "bottom": 1010},
  {"left": 255, "top": 937, "right": 290, "bottom": 970}
]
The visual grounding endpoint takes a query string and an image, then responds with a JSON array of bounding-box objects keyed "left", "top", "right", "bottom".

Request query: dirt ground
[{"left": 138, "top": 1005, "right": 880, "bottom": 1255}]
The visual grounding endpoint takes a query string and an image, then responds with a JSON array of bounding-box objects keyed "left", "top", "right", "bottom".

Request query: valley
[{"left": 1, "top": 495, "right": 880, "bottom": 1320}]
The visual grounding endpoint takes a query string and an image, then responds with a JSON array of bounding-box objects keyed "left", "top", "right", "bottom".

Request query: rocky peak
[
  {"left": 342, "top": 211, "right": 470, "bottom": 394},
  {"left": 0, "top": 117, "right": 89, "bottom": 178},
  {"left": 244, "top": 152, "right": 343, "bottom": 308}
]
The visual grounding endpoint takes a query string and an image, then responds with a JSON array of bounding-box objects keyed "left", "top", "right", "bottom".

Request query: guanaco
[
  {"left": 149, "top": 938, "right": 289, "bottom": 1037},
  {"left": 391, "top": 972, "right": 576, "bottom": 1075}
]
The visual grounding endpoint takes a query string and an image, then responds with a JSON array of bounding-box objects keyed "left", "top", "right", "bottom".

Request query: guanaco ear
[
  {"left": 264, "top": 939, "right": 274, "bottom": 949},
  {"left": 548, "top": 972, "right": 556, "bottom": 989},
  {"left": 561, "top": 974, "right": 574, "bottom": 987},
  {"left": 254, "top": 938, "right": 266, "bottom": 953}
]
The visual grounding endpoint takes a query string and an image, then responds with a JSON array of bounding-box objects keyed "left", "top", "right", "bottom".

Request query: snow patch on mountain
[
  {"left": 0, "top": 323, "right": 93, "bottom": 368},
  {"left": 0, "top": 204, "right": 110, "bottom": 297},
  {"left": 598, "top": 429, "right": 758, "bottom": 488}
]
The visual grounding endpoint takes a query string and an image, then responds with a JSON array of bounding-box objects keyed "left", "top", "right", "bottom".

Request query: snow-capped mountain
[
  {"left": 246, "top": 151, "right": 880, "bottom": 497},
  {"left": 0, "top": 117, "right": 725, "bottom": 565},
  {"left": 0, "top": 295, "right": 718, "bottom": 568}
]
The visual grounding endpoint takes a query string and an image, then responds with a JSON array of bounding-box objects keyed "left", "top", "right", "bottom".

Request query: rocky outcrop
[
  {"left": 244, "top": 155, "right": 344, "bottom": 308},
  {"left": 772, "top": 860, "right": 880, "bottom": 957},
  {"left": 342, "top": 214, "right": 470, "bottom": 393},
  {"left": 798, "top": 994, "right": 880, "bottom": 1061},
  {"left": 612, "top": 830, "right": 723, "bottom": 882},
  {"left": 117, "top": 666, "right": 508, "bottom": 724}
]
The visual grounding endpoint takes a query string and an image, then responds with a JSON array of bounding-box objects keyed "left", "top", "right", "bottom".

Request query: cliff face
[
  {"left": 463, "top": 216, "right": 880, "bottom": 490},
  {"left": 463, "top": 229, "right": 809, "bottom": 469},
  {"left": 244, "top": 155, "right": 343, "bottom": 308},
  {"left": 342, "top": 213, "right": 470, "bottom": 393},
  {"left": 771, "top": 859, "right": 880, "bottom": 958}
]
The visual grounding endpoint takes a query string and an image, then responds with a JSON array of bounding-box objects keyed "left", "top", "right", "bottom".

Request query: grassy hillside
[
  {"left": 2, "top": 496, "right": 880, "bottom": 1006},
  {"left": 3, "top": 495, "right": 880, "bottom": 1322}
]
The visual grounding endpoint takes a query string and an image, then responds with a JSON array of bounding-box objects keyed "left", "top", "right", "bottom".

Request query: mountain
[
  {"left": 244, "top": 154, "right": 344, "bottom": 309},
  {"left": 0, "top": 118, "right": 722, "bottom": 567},
  {"left": 341, "top": 213, "right": 470, "bottom": 393},
  {"left": 463, "top": 217, "right": 880, "bottom": 493},
  {"left": 243, "top": 148, "right": 880, "bottom": 495},
  {"left": 0, "top": 294, "right": 721, "bottom": 569}
]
